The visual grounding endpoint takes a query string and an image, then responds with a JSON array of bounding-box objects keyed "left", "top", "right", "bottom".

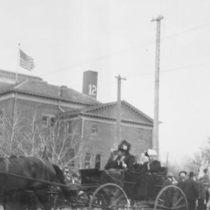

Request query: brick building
[
  {"left": 0, "top": 69, "right": 153, "bottom": 169},
  {"left": 59, "top": 100, "right": 153, "bottom": 169},
  {"left": 0, "top": 70, "right": 100, "bottom": 125}
]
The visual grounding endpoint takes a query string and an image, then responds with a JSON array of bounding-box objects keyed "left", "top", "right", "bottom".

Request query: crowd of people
[{"left": 172, "top": 169, "right": 209, "bottom": 210}]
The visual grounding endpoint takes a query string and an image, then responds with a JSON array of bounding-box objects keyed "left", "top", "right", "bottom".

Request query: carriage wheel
[
  {"left": 89, "top": 183, "right": 129, "bottom": 210},
  {"left": 154, "top": 185, "right": 188, "bottom": 210}
]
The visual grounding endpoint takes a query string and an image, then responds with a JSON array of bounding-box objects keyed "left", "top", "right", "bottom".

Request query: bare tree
[
  {"left": 0, "top": 109, "right": 91, "bottom": 170},
  {"left": 39, "top": 118, "right": 87, "bottom": 168}
]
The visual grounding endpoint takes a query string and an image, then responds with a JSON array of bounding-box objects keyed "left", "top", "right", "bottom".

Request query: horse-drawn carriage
[
  {"left": 65, "top": 167, "right": 188, "bottom": 210},
  {"left": 0, "top": 156, "right": 188, "bottom": 210}
]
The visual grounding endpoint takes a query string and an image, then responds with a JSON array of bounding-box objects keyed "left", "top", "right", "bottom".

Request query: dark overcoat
[
  {"left": 104, "top": 150, "right": 122, "bottom": 170},
  {"left": 121, "top": 153, "right": 135, "bottom": 170},
  {"left": 142, "top": 160, "right": 161, "bottom": 173},
  {"left": 183, "top": 177, "right": 199, "bottom": 200}
]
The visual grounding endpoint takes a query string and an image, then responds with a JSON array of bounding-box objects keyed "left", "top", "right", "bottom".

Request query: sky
[{"left": 0, "top": 0, "right": 210, "bottom": 163}]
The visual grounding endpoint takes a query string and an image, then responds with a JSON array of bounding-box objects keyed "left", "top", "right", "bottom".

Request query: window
[
  {"left": 42, "top": 116, "right": 48, "bottom": 126},
  {"left": 42, "top": 115, "right": 56, "bottom": 127},
  {"left": 95, "top": 154, "right": 101, "bottom": 169},
  {"left": 91, "top": 122, "right": 99, "bottom": 135},
  {"left": 0, "top": 110, "right": 4, "bottom": 125},
  {"left": 84, "top": 153, "right": 91, "bottom": 169},
  {"left": 50, "top": 117, "right": 56, "bottom": 127},
  {"left": 138, "top": 128, "right": 144, "bottom": 140},
  {"left": 67, "top": 121, "right": 72, "bottom": 133},
  {"left": 68, "top": 148, "right": 75, "bottom": 167}
]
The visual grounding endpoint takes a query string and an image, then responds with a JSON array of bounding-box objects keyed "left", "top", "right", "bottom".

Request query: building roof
[
  {"left": 60, "top": 100, "right": 153, "bottom": 126},
  {"left": 0, "top": 69, "right": 43, "bottom": 83},
  {"left": 0, "top": 80, "right": 101, "bottom": 106}
]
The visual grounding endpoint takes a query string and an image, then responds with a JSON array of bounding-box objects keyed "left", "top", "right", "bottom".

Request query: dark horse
[{"left": 0, "top": 156, "right": 71, "bottom": 210}]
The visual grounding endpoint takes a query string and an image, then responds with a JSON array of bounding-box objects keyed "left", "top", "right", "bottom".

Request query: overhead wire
[
  {"left": 39, "top": 21, "right": 210, "bottom": 78},
  {"left": 97, "top": 61, "right": 210, "bottom": 89},
  {"left": 38, "top": 17, "right": 210, "bottom": 90}
]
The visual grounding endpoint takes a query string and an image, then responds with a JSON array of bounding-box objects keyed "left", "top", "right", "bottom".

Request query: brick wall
[{"left": 81, "top": 118, "right": 152, "bottom": 169}]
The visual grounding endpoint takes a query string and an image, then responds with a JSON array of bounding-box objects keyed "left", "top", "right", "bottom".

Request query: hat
[
  {"left": 189, "top": 171, "right": 195, "bottom": 177},
  {"left": 167, "top": 172, "right": 174, "bottom": 177},
  {"left": 179, "top": 171, "right": 187, "bottom": 176},
  {"left": 144, "top": 149, "right": 157, "bottom": 157},
  {"left": 118, "top": 140, "right": 131, "bottom": 152},
  {"left": 204, "top": 168, "right": 208, "bottom": 173},
  {"left": 110, "top": 143, "right": 118, "bottom": 152}
]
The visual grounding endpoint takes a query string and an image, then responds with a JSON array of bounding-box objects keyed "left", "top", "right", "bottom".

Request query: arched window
[
  {"left": 68, "top": 148, "right": 75, "bottom": 167},
  {"left": 84, "top": 153, "right": 91, "bottom": 169},
  {"left": 95, "top": 154, "right": 101, "bottom": 169}
]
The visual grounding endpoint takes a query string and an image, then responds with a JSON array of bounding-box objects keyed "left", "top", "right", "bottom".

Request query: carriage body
[
  {"left": 79, "top": 167, "right": 188, "bottom": 210},
  {"left": 0, "top": 157, "right": 188, "bottom": 210},
  {"left": 80, "top": 167, "right": 167, "bottom": 200}
]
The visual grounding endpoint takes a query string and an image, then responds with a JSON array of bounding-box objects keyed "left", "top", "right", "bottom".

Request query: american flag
[{"left": 19, "top": 50, "right": 35, "bottom": 71}]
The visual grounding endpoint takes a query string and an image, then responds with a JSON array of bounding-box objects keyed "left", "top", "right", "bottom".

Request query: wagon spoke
[{"left": 155, "top": 185, "right": 188, "bottom": 210}]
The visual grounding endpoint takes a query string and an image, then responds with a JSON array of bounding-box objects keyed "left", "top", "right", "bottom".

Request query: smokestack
[{"left": 82, "top": 70, "right": 98, "bottom": 99}]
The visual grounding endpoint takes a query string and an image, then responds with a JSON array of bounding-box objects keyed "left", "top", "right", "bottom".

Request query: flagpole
[{"left": 15, "top": 43, "right": 20, "bottom": 84}]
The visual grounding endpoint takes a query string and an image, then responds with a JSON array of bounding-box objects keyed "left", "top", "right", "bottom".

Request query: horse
[
  {"left": 198, "top": 160, "right": 210, "bottom": 210},
  {"left": 0, "top": 156, "right": 72, "bottom": 210}
]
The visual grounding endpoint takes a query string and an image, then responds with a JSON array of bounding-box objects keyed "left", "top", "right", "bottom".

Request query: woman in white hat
[{"left": 142, "top": 149, "right": 161, "bottom": 173}]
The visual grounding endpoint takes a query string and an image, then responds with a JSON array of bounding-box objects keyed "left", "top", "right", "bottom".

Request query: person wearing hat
[
  {"left": 198, "top": 168, "right": 209, "bottom": 210},
  {"left": 183, "top": 171, "right": 199, "bottom": 210},
  {"left": 163, "top": 172, "right": 178, "bottom": 187},
  {"left": 117, "top": 140, "right": 135, "bottom": 171},
  {"left": 104, "top": 148, "right": 121, "bottom": 170},
  {"left": 142, "top": 149, "right": 161, "bottom": 174},
  {"left": 179, "top": 171, "right": 187, "bottom": 180},
  {"left": 177, "top": 171, "right": 187, "bottom": 191},
  {"left": 104, "top": 140, "right": 135, "bottom": 171}
]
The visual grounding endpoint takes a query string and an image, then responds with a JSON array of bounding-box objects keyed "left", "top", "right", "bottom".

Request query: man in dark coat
[
  {"left": 198, "top": 168, "right": 209, "bottom": 210},
  {"left": 183, "top": 171, "right": 199, "bottom": 210},
  {"left": 177, "top": 171, "right": 187, "bottom": 191}
]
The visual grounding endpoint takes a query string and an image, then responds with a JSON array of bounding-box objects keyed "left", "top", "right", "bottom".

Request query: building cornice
[
  {"left": 0, "top": 89, "right": 96, "bottom": 107},
  {"left": 63, "top": 112, "right": 153, "bottom": 128}
]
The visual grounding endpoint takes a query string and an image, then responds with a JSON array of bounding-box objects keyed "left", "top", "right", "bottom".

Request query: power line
[
  {"left": 126, "top": 61, "right": 210, "bottom": 78},
  {"left": 65, "top": 60, "right": 210, "bottom": 90},
  {"left": 96, "top": 61, "right": 210, "bottom": 89},
  {"left": 39, "top": 22, "right": 210, "bottom": 78}
]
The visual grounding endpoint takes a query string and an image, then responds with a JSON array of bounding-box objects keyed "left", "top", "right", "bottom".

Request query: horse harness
[{"left": 37, "top": 157, "right": 50, "bottom": 182}]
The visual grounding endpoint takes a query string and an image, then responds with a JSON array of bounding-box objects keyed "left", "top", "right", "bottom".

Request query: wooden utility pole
[
  {"left": 115, "top": 75, "right": 126, "bottom": 147},
  {"left": 152, "top": 15, "right": 164, "bottom": 157}
]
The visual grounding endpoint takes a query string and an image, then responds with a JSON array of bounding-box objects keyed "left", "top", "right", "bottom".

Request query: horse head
[{"left": 52, "top": 164, "right": 77, "bottom": 199}]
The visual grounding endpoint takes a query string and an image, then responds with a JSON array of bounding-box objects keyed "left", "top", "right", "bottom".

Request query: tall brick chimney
[{"left": 82, "top": 70, "right": 98, "bottom": 99}]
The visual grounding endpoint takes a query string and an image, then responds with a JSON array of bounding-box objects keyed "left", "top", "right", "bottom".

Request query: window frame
[
  {"left": 95, "top": 154, "right": 101, "bottom": 169},
  {"left": 84, "top": 152, "right": 91, "bottom": 169},
  {"left": 42, "top": 115, "right": 56, "bottom": 127},
  {"left": 91, "top": 122, "right": 99, "bottom": 135}
]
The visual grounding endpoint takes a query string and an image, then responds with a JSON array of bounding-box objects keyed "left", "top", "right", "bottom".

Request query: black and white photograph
[{"left": 0, "top": 0, "right": 209, "bottom": 209}]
